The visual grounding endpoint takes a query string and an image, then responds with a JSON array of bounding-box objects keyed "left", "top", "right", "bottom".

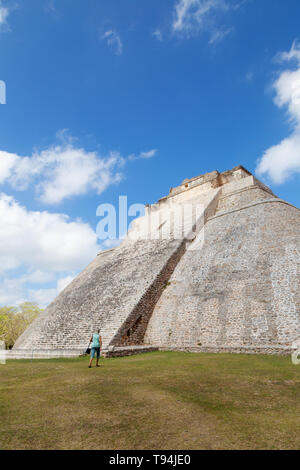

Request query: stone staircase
[
  {"left": 13, "top": 185, "right": 221, "bottom": 357},
  {"left": 11, "top": 165, "right": 300, "bottom": 359}
]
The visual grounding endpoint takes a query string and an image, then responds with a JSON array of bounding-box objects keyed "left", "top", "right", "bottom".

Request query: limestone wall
[
  {"left": 13, "top": 238, "right": 183, "bottom": 350},
  {"left": 144, "top": 199, "right": 300, "bottom": 352},
  {"left": 14, "top": 165, "right": 300, "bottom": 356},
  {"left": 14, "top": 185, "right": 221, "bottom": 351},
  {"left": 216, "top": 186, "right": 272, "bottom": 213}
]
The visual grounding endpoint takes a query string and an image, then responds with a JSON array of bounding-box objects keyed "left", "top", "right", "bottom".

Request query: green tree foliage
[{"left": 0, "top": 303, "right": 43, "bottom": 349}]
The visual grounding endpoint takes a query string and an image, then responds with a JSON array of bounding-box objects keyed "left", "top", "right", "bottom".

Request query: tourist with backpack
[{"left": 87, "top": 329, "right": 102, "bottom": 368}]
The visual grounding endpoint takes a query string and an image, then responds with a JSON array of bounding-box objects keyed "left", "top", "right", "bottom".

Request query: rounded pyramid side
[{"left": 144, "top": 199, "right": 300, "bottom": 353}]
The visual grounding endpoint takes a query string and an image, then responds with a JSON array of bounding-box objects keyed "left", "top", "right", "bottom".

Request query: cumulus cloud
[
  {"left": 0, "top": 278, "right": 26, "bottom": 305},
  {"left": 27, "top": 286, "right": 58, "bottom": 308},
  {"left": 21, "top": 270, "right": 56, "bottom": 284},
  {"left": 0, "top": 138, "right": 125, "bottom": 204},
  {"left": 0, "top": 275, "right": 75, "bottom": 307},
  {"left": 0, "top": 193, "right": 99, "bottom": 273},
  {"left": 256, "top": 40, "right": 300, "bottom": 184},
  {"left": 0, "top": 134, "right": 157, "bottom": 203},
  {"left": 57, "top": 275, "right": 75, "bottom": 293},
  {"left": 102, "top": 30, "right": 123, "bottom": 56},
  {"left": 0, "top": 133, "right": 157, "bottom": 305},
  {"left": 0, "top": 193, "right": 99, "bottom": 306},
  {"left": 27, "top": 275, "right": 75, "bottom": 307},
  {"left": 172, "top": 0, "right": 244, "bottom": 44},
  {"left": 0, "top": 151, "right": 19, "bottom": 182},
  {"left": 0, "top": 274, "right": 76, "bottom": 307}
]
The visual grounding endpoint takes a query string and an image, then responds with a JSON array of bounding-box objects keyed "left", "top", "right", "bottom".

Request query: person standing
[{"left": 88, "top": 329, "right": 102, "bottom": 368}]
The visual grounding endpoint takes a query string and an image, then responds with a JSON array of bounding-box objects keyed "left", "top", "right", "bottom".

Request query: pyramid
[{"left": 13, "top": 166, "right": 300, "bottom": 357}]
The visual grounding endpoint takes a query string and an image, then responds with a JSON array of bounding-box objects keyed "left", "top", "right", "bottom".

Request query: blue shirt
[{"left": 91, "top": 333, "right": 100, "bottom": 348}]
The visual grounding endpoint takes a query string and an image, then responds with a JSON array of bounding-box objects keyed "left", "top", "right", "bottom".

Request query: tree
[{"left": 0, "top": 303, "right": 43, "bottom": 349}]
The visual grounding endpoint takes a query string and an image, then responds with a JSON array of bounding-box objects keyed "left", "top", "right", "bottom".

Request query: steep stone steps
[{"left": 13, "top": 188, "right": 221, "bottom": 354}]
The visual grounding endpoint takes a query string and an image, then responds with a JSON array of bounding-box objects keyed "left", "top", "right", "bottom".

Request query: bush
[{"left": 0, "top": 302, "right": 43, "bottom": 349}]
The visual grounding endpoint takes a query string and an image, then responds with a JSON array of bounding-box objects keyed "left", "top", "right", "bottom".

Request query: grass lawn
[{"left": 1, "top": 351, "right": 300, "bottom": 450}]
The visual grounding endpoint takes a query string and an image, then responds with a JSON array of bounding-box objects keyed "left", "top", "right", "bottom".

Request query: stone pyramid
[{"left": 13, "top": 166, "right": 300, "bottom": 357}]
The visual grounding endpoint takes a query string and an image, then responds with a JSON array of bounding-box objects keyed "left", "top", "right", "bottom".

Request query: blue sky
[{"left": 1, "top": 0, "right": 300, "bottom": 307}]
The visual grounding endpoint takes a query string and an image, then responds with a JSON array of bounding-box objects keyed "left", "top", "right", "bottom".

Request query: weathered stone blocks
[{"left": 13, "top": 166, "right": 300, "bottom": 356}]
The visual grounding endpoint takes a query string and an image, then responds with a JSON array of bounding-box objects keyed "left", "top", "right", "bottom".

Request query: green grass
[{"left": 1, "top": 351, "right": 300, "bottom": 450}]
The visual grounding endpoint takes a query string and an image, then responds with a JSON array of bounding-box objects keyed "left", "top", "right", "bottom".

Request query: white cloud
[
  {"left": 0, "top": 278, "right": 26, "bottom": 305},
  {"left": 0, "top": 193, "right": 99, "bottom": 273},
  {"left": 0, "top": 134, "right": 157, "bottom": 306},
  {"left": 0, "top": 192, "right": 99, "bottom": 306},
  {"left": 57, "top": 275, "right": 75, "bottom": 293},
  {"left": 0, "top": 271, "right": 77, "bottom": 308},
  {"left": 102, "top": 238, "right": 122, "bottom": 249},
  {"left": 27, "top": 287, "right": 58, "bottom": 308},
  {"left": 208, "top": 27, "right": 232, "bottom": 45},
  {"left": 0, "top": 151, "right": 19, "bottom": 183},
  {"left": 256, "top": 40, "right": 300, "bottom": 184},
  {"left": 0, "top": 138, "right": 125, "bottom": 204},
  {"left": 0, "top": 2, "right": 9, "bottom": 28},
  {"left": 172, "top": 0, "right": 243, "bottom": 44},
  {"left": 102, "top": 30, "right": 123, "bottom": 56},
  {"left": 0, "top": 136, "right": 157, "bottom": 203},
  {"left": 276, "top": 40, "right": 300, "bottom": 65},
  {"left": 173, "top": 0, "right": 224, "bottom": 33},
  {"left": 28, "top": 275, "right": 75, "bottom": 308},
  {"left": 21, "top": 270, "right": 56, "bottom": 285},
  {"left": 140, "top": 149, "right": 157, "bottom": 159},
  {"left": 128, "top": 149, "right": 157, "bottom": 161}
]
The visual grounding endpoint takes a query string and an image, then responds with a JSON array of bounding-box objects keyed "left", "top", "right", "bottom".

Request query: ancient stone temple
[{"left": 13, "top": 166, "right": 300, "bottom": 357}]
